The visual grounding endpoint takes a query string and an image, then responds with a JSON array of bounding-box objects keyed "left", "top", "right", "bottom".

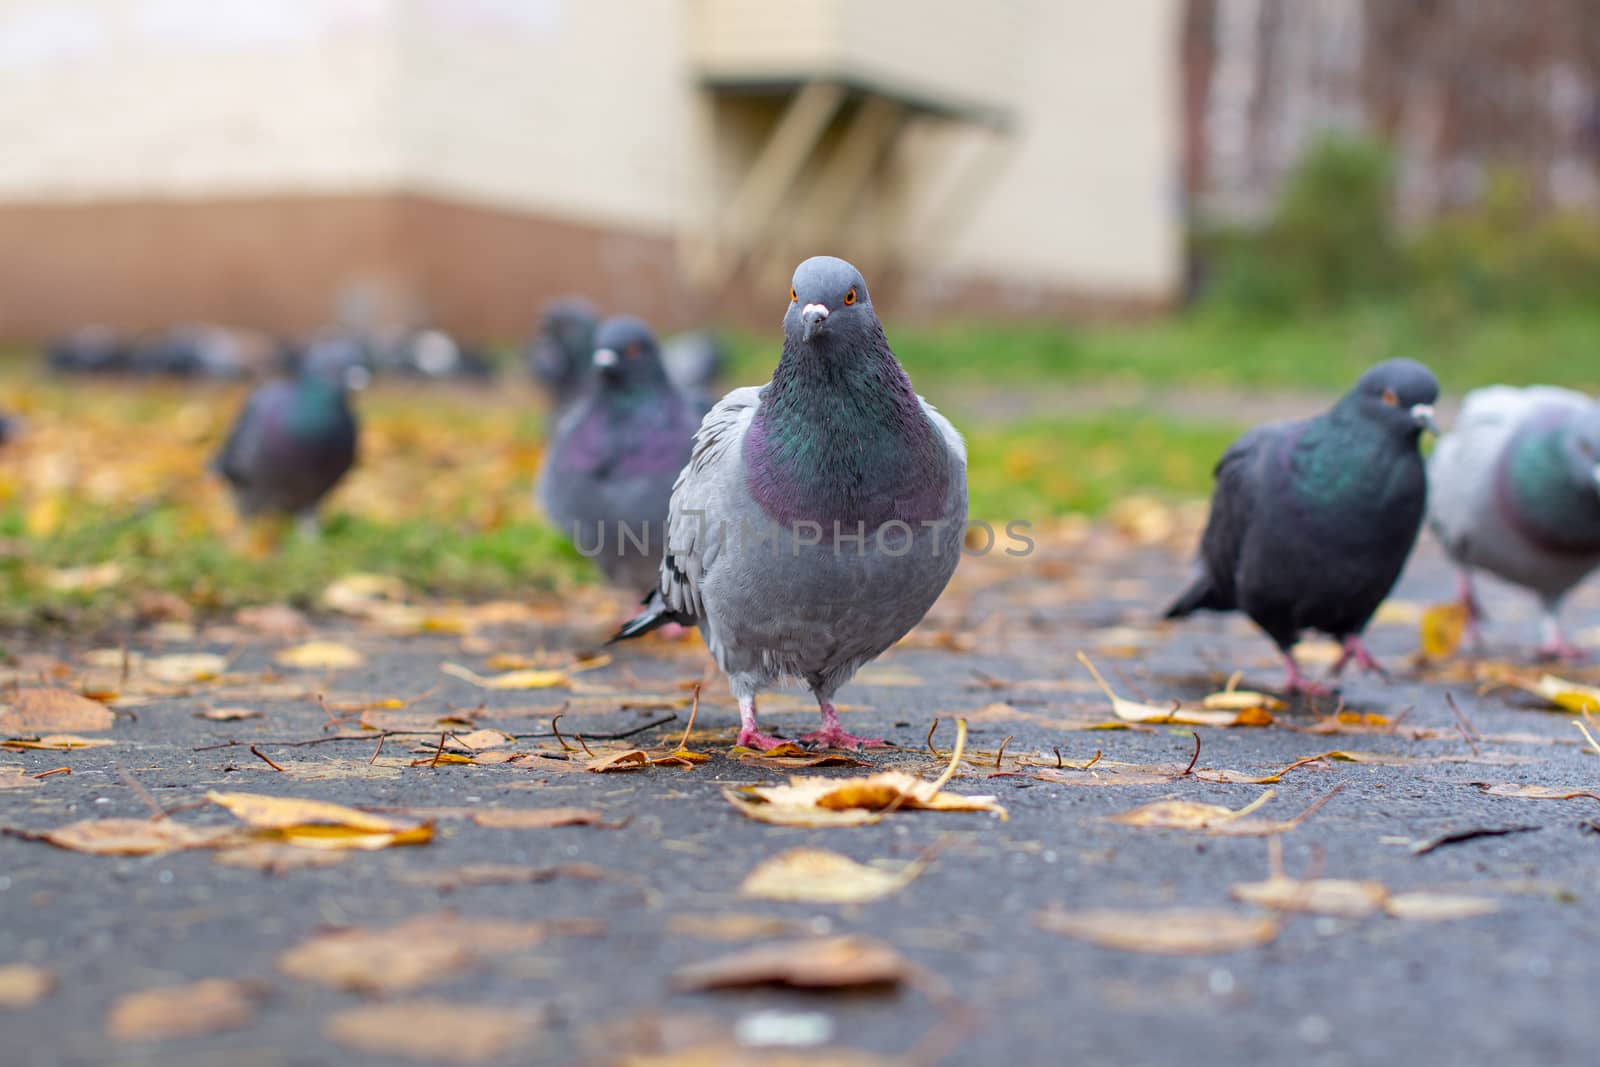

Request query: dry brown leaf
[
  {"left": 1, "top": 734, "right": 115, "bottom": 751},
  {"left": 671, "top": 937, "right": 911, "bottom": 991},
  {"left": 1419, "top": 602, "right": 1469, "bottom": 660},
  {"left": 441, "top": 728, "right": 514, "bottom": 751},
  {"left": 739, "top": 848, "right": 926, "bottom": 904},
  {"left": 196, "top": 706, "right": 262, "bottom": 722},
  {"left": 1108, "top": 786, "right": 1342, "bottom": 836},
  {"left": 1231, "top": 876, "right": 1389, "bottom": 917},
  {"left": 29, "top": 818, "right": 228, "bottom": 856},
  {"left": 1037, "top": 907, "right": 1280, "bottom": 954},
  {"left": 325, "top": 1000, "right": 540, "bottom": 1063},
  {"left": 235, "top": 603, "right": 311, "bottom": 638},
  {"left": 275, "top": 641, "right": 366, "bottom": 670},
  {"left": 1474, "top": 783, "right": 1600, "bottom": 805},
  {"left": 0, "top": 766, "right": 41, "bottom": 790},
  {"left": 1384, "top": 893, "right": 1501, "bottom": 921},
  {"left": 0, "top": 688, "right": 115, "bottom": 733},
  {"left": 0, "top": 963, "right": 55, "bottom": 1008},
  {"left": 441, "top": 661, "right": 568, "bottom": 690},
  {"left": 143, "top": 652, "right": 230, "bottom": 684},
  {"left": 726, "top": 719, "right": 1005, "bottom": 826},
  {"left": 470, "top": 807, "right": 614, "bottom": 830},
  {"left": 105, "top": 978, "right": 263, "bottom": 1040},
  {"left": 206, "top": 791, "right": 433, "bottom": 849},
  {"left": 278, "top": 912, "right": 581, "bottom": 994},
  {"left": 1078, "top": 653, "right": 1271, "bottom": 727}
]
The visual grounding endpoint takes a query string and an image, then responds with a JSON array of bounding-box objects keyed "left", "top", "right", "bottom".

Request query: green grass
[{"left": 727, "top": 304, "right": 1600, "bottom": 394}]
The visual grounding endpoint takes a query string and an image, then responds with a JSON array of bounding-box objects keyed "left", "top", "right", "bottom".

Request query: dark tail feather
[
  {"left": 1165, "top": 573, "right": 1220, "bottom": 619},
  {"left": 607, "top": 589, "right": 695, "bottom": 645}
]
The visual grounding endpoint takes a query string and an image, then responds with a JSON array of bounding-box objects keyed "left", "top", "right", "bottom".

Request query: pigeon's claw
[
  {"left": 1331, "top": 636, "right": 1390, "bottom": 680},
  {"left": 1281, "top": 654, "right": 1334, "bottom": 697},
  {"left": 798, "top": 726, "right": 886, "bottom": 751},
  {"left": 735, "top": 727, "right": 790, "bottom": 751}
]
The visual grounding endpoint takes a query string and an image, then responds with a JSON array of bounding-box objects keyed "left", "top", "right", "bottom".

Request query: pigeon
[
  {"left": 536, "top": 315, "right": 706, "bottom": 591},
  {"left": 660, "top": 329, "right": 725, "bottom": 403},
  {"left": 1427, "top": 386, "right": 1600, "bottom": 659},
  {"left": 46, "top": 325, "right": 131, "bottom": 376},
  {"left": 212, "top": 338, "right": 364, "bottom": 532},
  {"left": 608, "top": 256, "right": 968, "bottom": 750},
  {"left": 526, "top": 297, "right": 600, "bottom": 410},
  {"left": 1165, "top": 359, "right": 1440, "bottom": 694}
]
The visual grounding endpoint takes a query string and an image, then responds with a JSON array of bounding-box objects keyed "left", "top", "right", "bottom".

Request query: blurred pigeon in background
[
  {"left": 1428, "top": 385, "right": 1600, "bottom": 659},
  {"left": 526, "top": 297, "right": 600, "bottom": 410},
  {"left": 46, "top": 325, "right": 131, "bottom": 376},
  {"left": 609, "top": 256, "right": 968, "bottom": 750},
  {"left": 212, "top": 337, "right": 365, "bottom": 534},
  {"left": 1165, "top": 358, "right": 1440, "bottom": 694},
  {"left": 536, "top": 315, "right": 705, "bottom": 590},
  {"left": 660, "top": 329, "right": 725, "bottom": 404}
]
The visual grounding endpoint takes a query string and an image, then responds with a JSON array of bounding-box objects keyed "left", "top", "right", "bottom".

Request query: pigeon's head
[
  {"left": 1561, "top": 406, "right": 1600, "bottom": 499},
  {"left": 1350, "top": 358, "right": 1439, "bottom": 438},
  {"left": 301, "top": 336, "right": 371, "bottom": 392},
  {"left": 541, "top": 297, "right": 599, "bottom": 356},
  {"left": 590, "top": 315, "right": 670, "bottom": 394},
  {"left": 784, "top": 256, "right": 875, "bottom": 347}
]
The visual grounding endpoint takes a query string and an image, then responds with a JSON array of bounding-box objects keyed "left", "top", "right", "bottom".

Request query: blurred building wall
[{"left": 0, "top": 0, "right": 1184, "bottom": 341}]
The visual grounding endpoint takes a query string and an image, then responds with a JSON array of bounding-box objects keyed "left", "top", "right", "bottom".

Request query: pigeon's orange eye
[
  {"left": 843, "top": 288, "right": 857, "bottom": 306},
  {"left": 790, "top": 288, "right": 797, "bottom": 302},
  {"left": 1381, "top": 388, "right": 1399, "bottom": 406}
]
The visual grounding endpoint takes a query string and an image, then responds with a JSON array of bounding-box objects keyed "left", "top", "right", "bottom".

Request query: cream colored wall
[
  {"left": 0, "top": 0, "right": 1182, "bottom": 302},
  {"left": 926, "top": 0, "right": 1184, "bottom": 299}
]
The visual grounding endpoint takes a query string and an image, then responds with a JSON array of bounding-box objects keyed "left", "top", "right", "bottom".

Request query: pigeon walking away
[
  {"left": 537, "top": 316, "right": 706, "bottom": 591},
  {"left": 526, "top": 297, "right": 600, "bottom": 411},
  {"left": 1427, "top": 386, "right": 1600, "bottom": 659},
  {"left": 1165, "top": 359, "right": 1440, "bottom": 694},
  {"left": 609, "top": 256, "right": 968, "bottom": 750},
  {"left": 212, "top": 339, "right": 364, "bottom": 532}
]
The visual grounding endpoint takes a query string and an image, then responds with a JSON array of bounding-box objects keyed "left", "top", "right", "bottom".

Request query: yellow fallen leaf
[
  {"left": 725, "top": 719, "right": 1006, "bottom": 826},
  {"left": 1108, "top": 786, "right": 1342, "bottom": 836},
  {"left": 144, "top": 652, "right": 229, "bottom": 684},
  {"left": 325, "top": 1000, "right": 540, "bottom": 1063},
  {"left": 0, "top": 766, "right": 42, "bottom": 790},
  {"left": 32, "top": 818, "right": 228, "bottom": 856},
  {"left": 1475, "top": 783, "right": 1600, "bottom": 805},
  {"left": 206, "top": 791, "right": 433, "bottom": 850},
  {"left": 106, "top": 979, "right": 262, "bottom": 1041},
  {"left": 470, "top": 807, "right": 613, "bottom": 830},
  {"left": 1383, "top": 892, "right": 1500, "bottom": 921},
  {"left": 0, "top": 963, "right": 55, "bottom": 1008},
  {"left": 440, "top": 661, "right": 569, "bottom": 690},
  {"left": 42, "top": 561, "right": 121, "bottom": 591},
  {"left": 1201, "top": 689, "right": 1287, "bottom": 712},
  {"left": 1231, "top": 876, "right": 1389, "bottom": 917},
  {"left": 274, "top": 641, "right": 366, "bottom": 670},
  {"left": 1, "top": 734, "right": 116, "bottom": 751},
  {"left": 1078, "top": 653, "right": 1271, "bottom": 727},
  {"left": 671, "top": 937, "right": 911, "bottom": 991},
  {"left": 1488, "top": 668, "right": 1600, "bottom": 713},
  {"left": 1419, "top": 602, "right": 1468, "bottom": 660},
  {"left": 739, "top": 848, "right": 925, "bottom": 904},
  {"left": 322, "top": 573, "right": 409, "bottom": 614},
  {"left": 196, "top": 706, "right": 262, "bottom": 722},
  {"left": 1037, "top": 907, "right": 1280, "bottom": 954},
  {"left": 0, "top": 688, "right": 115, "bottom": 734}
]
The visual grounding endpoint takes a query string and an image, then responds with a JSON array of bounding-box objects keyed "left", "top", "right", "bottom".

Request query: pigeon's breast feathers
[
  {"left": 1495, "top": 404, "right": 1600, "bottom": 554},
  {"left": 745, "top": 257, "right": 953, "bottom": 529}
]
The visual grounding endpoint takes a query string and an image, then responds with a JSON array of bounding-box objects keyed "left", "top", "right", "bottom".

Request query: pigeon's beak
[
  {"left": 343, "top": 365, "right": 371, "bottom": 392},
  {"left": 592, "top": 347, "right": 622, "bottom": 381},
  {"left": 1409, "top": 403, "right": 1438, "bottom": 434},
  {"left": 800, "top": 303, "right": 829, "bottom": 343}
]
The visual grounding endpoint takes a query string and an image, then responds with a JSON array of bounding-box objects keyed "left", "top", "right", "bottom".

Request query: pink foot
[
  {"left": 735, "top": 727, "right": 789, "bottom": 751},
  {"left": 1331, "top": 636, "right": 1390, "bottom": 681},
  {"left": 798, "top": 702, "right": 885, "bottom": 750},
  {"left": 1281, "top": 654, "right": 1333, "bottom": 696},
  {"left": 1536, "top": 638, "right": 1587, "bottom": 663}
]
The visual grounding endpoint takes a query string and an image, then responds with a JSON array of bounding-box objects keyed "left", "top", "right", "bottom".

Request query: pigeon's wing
[
  {"left": 918, "top": 396, "right": 967, "bottom": 468},
  {"left": 212, "top": 384, "right": 281, "bottom": 488},
  {"left": 1195, "top": 423, "right": 1281, "bottom": 607},
  {"left": 658, "top": 386, "right": 762, "bottom": 620}
]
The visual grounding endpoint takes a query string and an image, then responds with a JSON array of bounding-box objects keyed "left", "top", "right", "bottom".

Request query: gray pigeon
[
  {"left": 1427, "top": 385, "right": 1600, "bottom": 659},
  {"left": 536, "top": 316, "right": 706, "bottom": 590},
  {"left": 526, "top": 297, "right": 600, "bottom": 411},
  {"left": 213, "top": 341, "right": 364, "bottom": 532},
  {"left": 1166, "top": 359, "right": 1440, "bottom": 694},
  {"left": 609, "top": 256, "right": 968, "bottom": 750}
]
